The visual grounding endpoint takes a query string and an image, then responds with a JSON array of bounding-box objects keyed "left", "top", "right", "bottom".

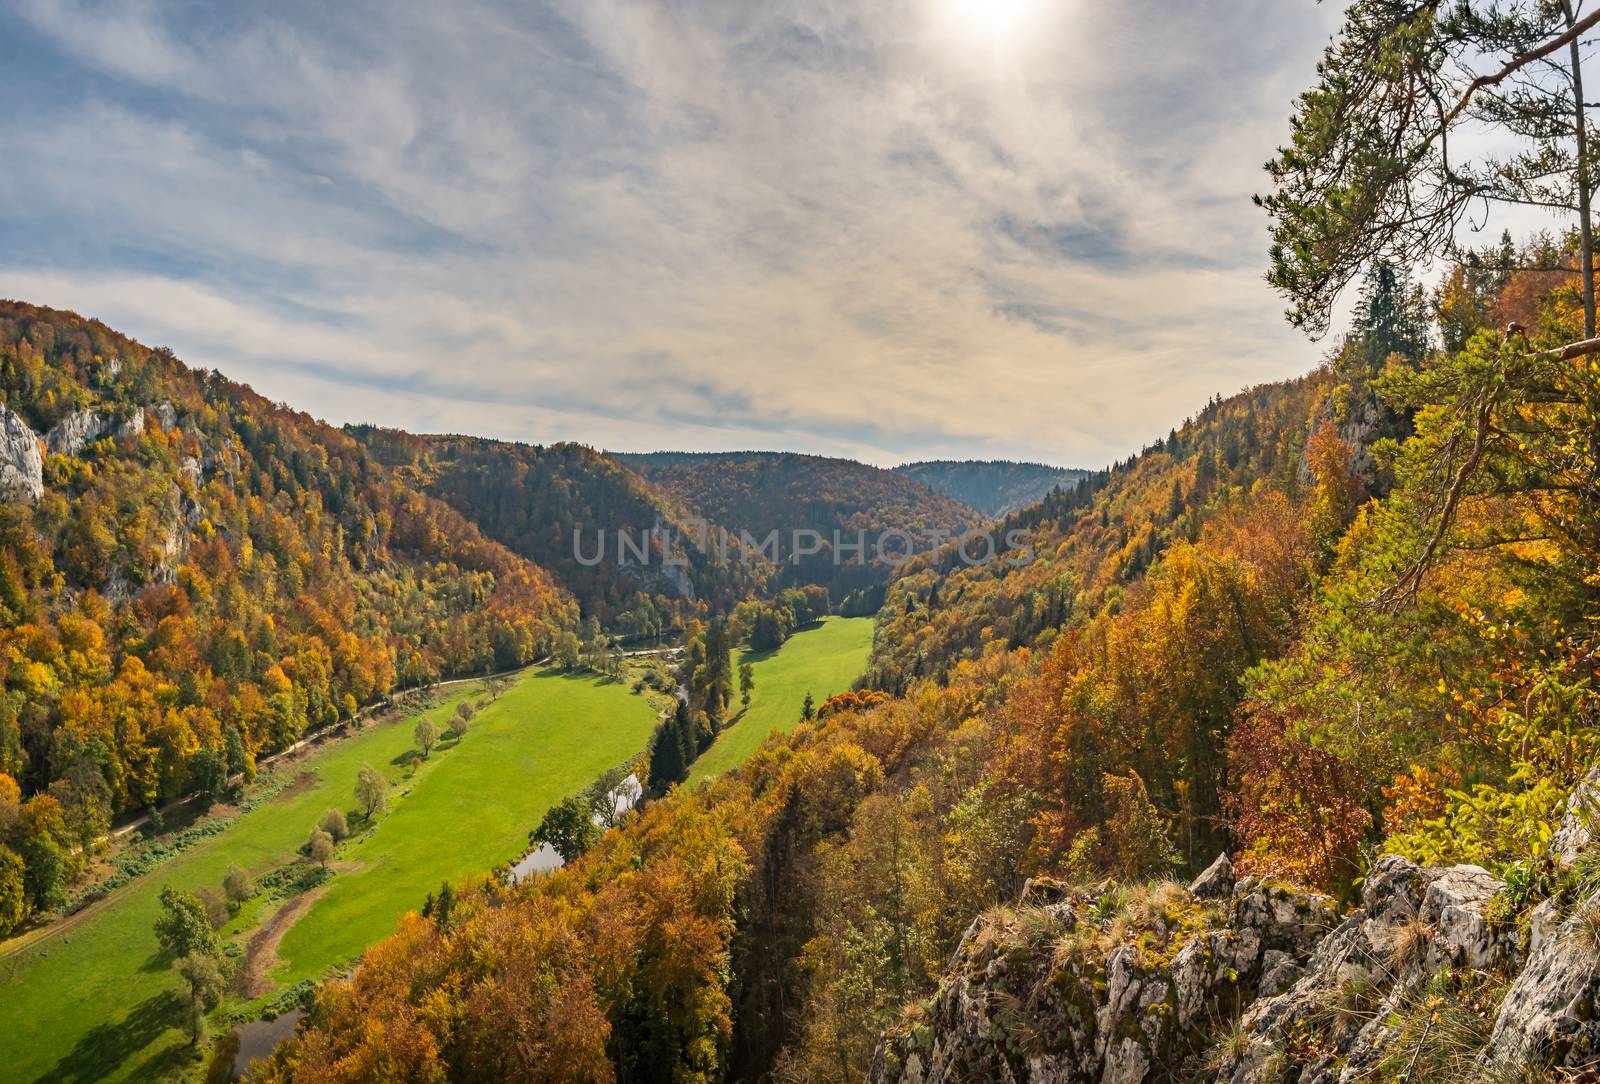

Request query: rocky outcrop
[
  {"left": 868, "top": 874, "right": 1338, "bottom": 1084},
  {"left": 43, "top": 408, "right": 113, "bottom": 455},
  {"left": 1190, "top": 851, "right": 1235, "bottom": 899},
  {"left": 1478, "top": 893, "right": 1600, "bottom": 1073},
  {"left": 41, "top": 402, "right": 171, "bottom": 457},
  {"left": 0, "top": 403, "right": 44, "bottom": 501},
  {"left": 1216, "top": 856, "right": 1517, "bottom": 1083},
  {"left": 873, "top": 835, "right": 1600, "bottom": 1083}
]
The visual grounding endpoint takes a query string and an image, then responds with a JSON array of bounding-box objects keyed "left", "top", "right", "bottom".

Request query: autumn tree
[
  {"left": 309, "top": 829, "right": 335, "bottom": 869},
  {"left": 0, "top": 848, "right": 25, "bottom": 937},
  {"left": 174, "top": 952, "right": 225, "bottom": 1044},
  {"left": 223, "top": 864, "right": 255, "bottom": 904},
  {"left": 1101, "top": 771, "right": 1180, "bottom": 882},
  {"left": 414, "top": 717, "right": 439, "bottom": 759}
]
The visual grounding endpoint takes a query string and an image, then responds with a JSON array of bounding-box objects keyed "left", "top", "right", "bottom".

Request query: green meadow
[
  {"left": 688, "top": 616, "right": 874, "bottom": 783},
  {"left": 0, "top": 667, "right": 659, "bottom": 1084}
]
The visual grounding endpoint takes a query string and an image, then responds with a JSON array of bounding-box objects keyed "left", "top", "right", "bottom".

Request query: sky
[{"left": 0, "top": 0, "right": 1349, "bottom": 469}]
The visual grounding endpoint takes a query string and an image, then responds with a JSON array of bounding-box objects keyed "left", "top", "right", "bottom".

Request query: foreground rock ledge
[{"left": 871, "top": 839, "right": 1600, "bottom": 1082}]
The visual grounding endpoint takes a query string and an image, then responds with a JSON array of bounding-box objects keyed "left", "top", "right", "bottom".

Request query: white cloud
[{"left": 0, "top": 0, "right": 1346, "bottom": 468}]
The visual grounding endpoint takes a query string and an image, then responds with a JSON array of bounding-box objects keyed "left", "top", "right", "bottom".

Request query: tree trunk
[{"left": 1565, "top": 0, "right": 1596, "bottom": 337}]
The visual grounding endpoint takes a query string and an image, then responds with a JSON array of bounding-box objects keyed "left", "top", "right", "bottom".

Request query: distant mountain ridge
[
  {"left": 614, "top": 450, "right": 981, "bottom": 602},
  {"left": 893, "top": 458, "right": 1090, "bottom": 517}
]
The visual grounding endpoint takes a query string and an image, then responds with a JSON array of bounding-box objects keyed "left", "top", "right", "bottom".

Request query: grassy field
[
  {"left": 688, "top": 616, "right": 874, "bottom": 783},
  {"left": 0, "top": 667, "right": 659, "bottom": 1084}
]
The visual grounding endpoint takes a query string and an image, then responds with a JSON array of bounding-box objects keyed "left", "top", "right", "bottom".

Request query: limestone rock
[
  {"left": 0, "top": 404, "right": 43, "bottom": 501},
  {"left": 1479, "top": 891, "right": 1600, "bottom": 1072},
  {"left": 1552, "top": 761, "right": 1600, "bottom": 863},
  {"left": 43, "top": 408, "right": 113, "bottom": 456},
  {"left": 1190, "top": 852, "right": 1235, "bottom": 899}
]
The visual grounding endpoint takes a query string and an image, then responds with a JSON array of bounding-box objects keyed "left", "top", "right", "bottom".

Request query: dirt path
[{"left": 242, "top": 886, "right": 328, "bottom": 998}]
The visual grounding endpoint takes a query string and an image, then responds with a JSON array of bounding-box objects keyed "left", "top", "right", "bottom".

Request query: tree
[
  {"left": 0, "top": 846, "right": 25, "bottom": 937},
  {"left": 195, "top": 886, "right": 229, "bottom": 928},
  {"left": 19, "top": 834, "right": 64, "bottom": 913},
  {"left": 223, "top": 864, "right": 255, "bottom": 904},
  {"left": 447, "top": 703, "right": 471, "bottom": 740},
  {"left": 584, "top": 764, "right": 634, "bottom": 829},
  {"left": 738, "top": 661, "right": 754, "bottom": 710},
  {"left": 530, "top": 796, "right": 600, "bottom": 863},
  {"left": 318, "top": 807, "right": 349, "bottom": 841},
  {"left": 1259, "top": 0, "right": 1600, "bottom": 337},
  {"left": 801, "top": 691, "right": 815, "bottom": 721},
  {"left": 51, "top": 755, "right": 110, "bottom": 855},
  {"left": 555, "top": 630, "right": 582, "bottom": 671},
  {"left": 188, "top": 747, "right": 228, "bottom": 811},
  {"left": 154, "top": 886, "right": 218, "bottom": 959},
  {"left": 648, "top": 716, "right": 686, "bottom": 795},
  {"left": 309, "top": 828, "right": 335, "bottom": 868},
  {"left": 355, "top": 764, "right": 387, "bottom": 821},
  {"left": 174, "top": 952, "right": 225, "bottom": 1044},
  {"left": 414, "top": 717, "right": 439, "bottom": 759},
  {"left": 1101, "top": 771, "right": 1180, "bottom": 882}
]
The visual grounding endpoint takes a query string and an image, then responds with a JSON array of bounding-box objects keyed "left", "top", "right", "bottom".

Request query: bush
[
  {"left": 318, "top": 808, "right": 349, "bottom": 842},
  {"left": 195, "top": 886, "right": 229, "bottom": 928}
]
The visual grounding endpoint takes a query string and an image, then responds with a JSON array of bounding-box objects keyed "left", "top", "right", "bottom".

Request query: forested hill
[
  {"left": 349, "top": 430, "right": 767, "bottom": 635},
  {"left": 865, "top": 372, "right": 1334, "bottom": 697},
  {"left": 0, "top": 301, "right": 575, "bottom": 850},
  {"left": 892, "top": 458, "right": 1090, "bottom": 517},
  {"left": 615, "top": 450, "right": 981, "bottom": 603}
]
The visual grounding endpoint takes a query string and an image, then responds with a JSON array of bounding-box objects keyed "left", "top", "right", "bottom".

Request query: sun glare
[{"left": 942, "top": 0, "right": 1048, "bottom": 52}]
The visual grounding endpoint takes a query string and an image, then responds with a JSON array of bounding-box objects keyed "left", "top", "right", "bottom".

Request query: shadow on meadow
[{"left": 39, "top": 988, "right": 194, "bottom": 1084}]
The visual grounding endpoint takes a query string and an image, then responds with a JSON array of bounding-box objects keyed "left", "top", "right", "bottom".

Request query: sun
[{"left": 941, "top": 0, "right": 1049, "bottom": 52}]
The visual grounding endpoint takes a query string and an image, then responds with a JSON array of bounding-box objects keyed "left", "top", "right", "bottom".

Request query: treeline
[
  {"left": 0, "top": 303, "right": 576, "bottom": 937},
  {"left": 892, "top": 458, "right": 1089, "bottom": 517},
  {"left": 732, "top": 585, "right": 829, "bottom": 652}
]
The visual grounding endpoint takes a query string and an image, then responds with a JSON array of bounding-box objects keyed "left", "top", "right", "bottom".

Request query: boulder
[{"left": 1189, "top": 852, "right": 1235, "bottom": 899}]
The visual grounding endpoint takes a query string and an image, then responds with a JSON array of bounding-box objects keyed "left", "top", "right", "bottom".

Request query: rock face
[
  {"left": 43, "top": 408, "right": 113, "bottom": 456},
  {"left": 1216, "top": 855, "right": 1517, "bottom": 1083},
  {"left": 1478, "top": 895, "right": 1600, "bottom": 1072},
  {"left": 868, "top": 879, "right": 1338, "bottom": 1084},
  {"left": 0, "top": 404, "right": 44, "bottom": 501},
  {"left": 872, "top": 833, "right": 1600, "bottom": 1083}
]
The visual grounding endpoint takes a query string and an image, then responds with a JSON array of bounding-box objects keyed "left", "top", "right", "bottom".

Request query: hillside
[
  {"left": 0, "top": 301, "right": 575, "bottom": 939},
  {"left": 616, "top": 450, "right": 982, "bottom": 603},
  {"left": 892, "top": 458, "right": 1089, "bottom": 517},
  {"left": 263, "top": 238, "right": 1600, "bottom": 1082},
  {"left": 349, "top": 430, "right": 767, "bottom": 634}
]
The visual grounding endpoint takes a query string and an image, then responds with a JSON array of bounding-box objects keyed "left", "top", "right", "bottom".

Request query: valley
[
  {"left": 0, "top": 666, "right": 658, "bottom": 1083},
  {"left": 10, "top": 2, "right": 1600, "bottom": 1076},
  {"left": 687, "top": 615, "right": 873, "bottom": 784}
]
